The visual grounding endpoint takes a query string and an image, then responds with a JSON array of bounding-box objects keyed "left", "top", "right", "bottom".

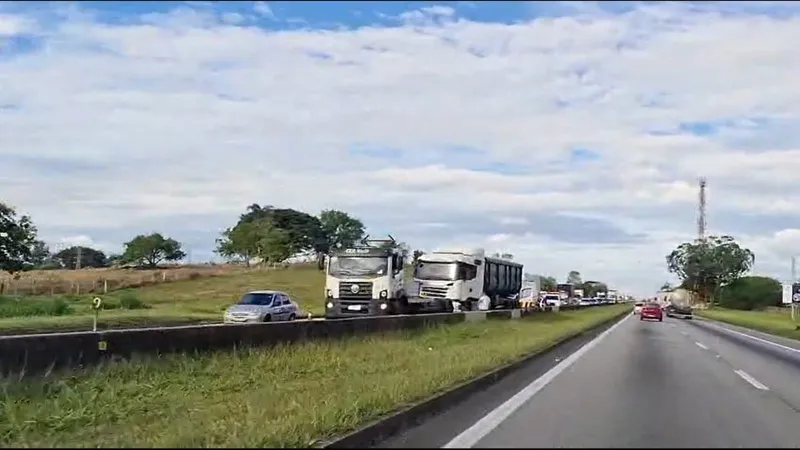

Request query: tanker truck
[{"left": 664, "top": 288, "right": 694, "bottom": 319}]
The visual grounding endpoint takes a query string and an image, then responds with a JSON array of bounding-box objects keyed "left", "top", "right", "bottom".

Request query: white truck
[
  {"left": 413, "top": 248, "right": 523, "bottom": 312},
  {"left": 323, "top": 237, "right": 409, "bottom": 318}
]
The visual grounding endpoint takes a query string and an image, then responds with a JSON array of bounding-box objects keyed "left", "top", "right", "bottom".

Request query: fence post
[
  {"left": 76, "top": 281, "right": 81, "bottom": 295},
  {"left": 31, "top": 278, "right": 36, "bottom": 295},
  {"left": 162, "top": 271, "right": 167, "bottom": 281},
  {"left": 103, "top": 279, "right": 108, "bottom": 294}
]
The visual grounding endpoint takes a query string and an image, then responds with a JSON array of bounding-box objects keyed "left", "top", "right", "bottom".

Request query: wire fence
[{"left": 0, "top": 264, "right": 252, "bottom": 297}]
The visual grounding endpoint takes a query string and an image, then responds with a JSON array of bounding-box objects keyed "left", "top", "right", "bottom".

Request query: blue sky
[{"left": 3, "top": 1, "right": 800, "bottom": 295}]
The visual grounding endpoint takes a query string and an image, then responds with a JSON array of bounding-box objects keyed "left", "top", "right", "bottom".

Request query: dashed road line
[
  {"left": 734, "top": 369, "right": 769, "bottom": 391},
  {"left": 695, "top": 341, "right": 709, "bottom": 350}
]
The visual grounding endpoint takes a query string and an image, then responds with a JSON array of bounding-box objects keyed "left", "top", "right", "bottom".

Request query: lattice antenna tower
[{"left": 697, "top": 177, "right": 707, "bottom": 242}]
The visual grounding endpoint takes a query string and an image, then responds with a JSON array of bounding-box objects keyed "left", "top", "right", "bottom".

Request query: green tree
[
  {"left": 55, "top": 246, "right": 108, "bottom": 269},
  {"left": 319, "top": 209, "right": 365, "bottom": 251},
  {"left": 580, "top": 280, "right": 608, "bottom": 297},
  {"left": 215, "top": 221, "right": 259, "bottom": 266},
  {"left": 660, "top": 282, "right": 673, "bottom": 291},
  {"left": 239, "top": 204, "right": 325, "bottom": 256},
  {"left": 0, "top": 202, "right": 38, "bottom": 274},
  {"left": 717, "top": 276, "right": 781, "bottom": 310},
  {"left": 412, "top": 249, "right": 425, "bottom": 263},
  {"left": 666, "top": 235, "right": 755, "bottom": 303},
  {"left": 30, "top": 240, "right": 51, "bottom": 267},
  {"left": 122, "top": 233, "right": 186, "bottom": 268},
  {"left": 539, "top": 275, "right": 557, "bottom": 291},
  {"left": 567, "top": 270, "right": 582, "bottom": 285},
  {"left": 249, "top": 218, "right": 293, "bottom": 266}
]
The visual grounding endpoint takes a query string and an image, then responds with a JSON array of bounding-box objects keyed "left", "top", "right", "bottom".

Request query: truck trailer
[{"left": 664, "top": 288, "right": 694, "bottom": 319}]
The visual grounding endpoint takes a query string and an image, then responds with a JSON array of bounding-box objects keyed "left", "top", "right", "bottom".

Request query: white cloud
[{"left": 2, "top": 2, "right": 800, "bottom": 296}]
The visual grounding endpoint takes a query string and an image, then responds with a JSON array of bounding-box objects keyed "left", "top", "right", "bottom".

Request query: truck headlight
[
  {"left": 326, "top": 301, "right": 334, "bottom": 309},
  {"left": 379, "top": 290, "right": 388, "bottom": 299},
  {"left": 326, "top": 290, "right": 333, "bottom": 299},
  {"left": 380, "top": 303, "right": 388, "bottom": 310}
]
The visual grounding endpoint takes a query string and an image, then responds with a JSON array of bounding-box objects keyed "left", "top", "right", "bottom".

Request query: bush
[
  {"left": 118, "top": 292, "right": 148, "bottom": 310},
  {"left": 718, "top": 276, "right": 781, "bottom": 310},
  {"left": 0, "top": 296, "right": 74, "bottom": 318}
]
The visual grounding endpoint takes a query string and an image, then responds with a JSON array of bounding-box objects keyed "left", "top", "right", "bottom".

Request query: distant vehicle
[
  {"left": 664, "top": 289, "right": 694, "bottom": 319},
  {"left": 541, "top": 294, "right": 563, "bottom": 307},
  {"left": 633, "top": 301, "right": 644, "bottom": 315},
  {"left": 519, "top": 285, "right": 541, "bottom": 309},
  {"left": 640, "top": 302, "right": 663, "bottom": 322},
  {"left": 224, "top": 290, "right": 299, "bottom": 323}
]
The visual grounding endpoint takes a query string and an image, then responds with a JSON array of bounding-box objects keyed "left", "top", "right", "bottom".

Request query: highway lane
[{"left": 385, "top": 313, "right": 800, "bottom": 448}]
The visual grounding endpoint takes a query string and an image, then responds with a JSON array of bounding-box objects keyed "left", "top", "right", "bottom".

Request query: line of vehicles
[
  {"left": 222, "top": 236, "right": 630, "bottom": 324},
  {"left": 322, "top": 236, "right": 626, "bottom": 319}
]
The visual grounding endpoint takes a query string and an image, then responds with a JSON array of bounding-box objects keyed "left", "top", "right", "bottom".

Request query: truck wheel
[{"left": 263, "top": 314, "right": 272, "bottom": 322}]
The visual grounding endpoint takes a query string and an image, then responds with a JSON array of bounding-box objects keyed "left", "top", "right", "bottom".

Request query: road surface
[{"left": 382, "top": 313, "right": 800, "bottom": 448}]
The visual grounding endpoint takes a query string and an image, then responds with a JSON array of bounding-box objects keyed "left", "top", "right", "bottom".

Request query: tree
[
  {"left": 30, "top": 240, "right": 51, "bottom": 267},
  {"left": 716, "top": 276, "right": 781, "bottom": 310},
  {"left": 239, "top": 204, "right": 325, "bottom": 256},
  {"left": 567, "top": 270, "right": 582, "bottom": 285},
  {"left": 55, "top": 246, "right": 108, "bottom": 269},
  {"left": 500, "top": 253, "right": 514, "bottom": 260},
  {"left": 319, "top": 209, "right": 365, "bottom": 251},
  {"left": 0, "top": 202, "right": 38, "bottom": 274},
  {"left": 580, "top": 280, "right": 608, "bottom": 297},
  {"left": 412, "top": 249, "right": 425, "bottom": 264},
  {"left": 539, "top": 275, "right": 557, "bottom": 291},
  {"left": 666, "top": 235, "right": 755, "bottom": 303},
  {"left": 249, "top": 218, "right": 293, "bottom": 265},
  {"left": 317, "top": 209, "right": 365, "bottom": 269},
  {"left": 215, "top": 218, "right": 293, "bottom": 266},
  {"left": 660, "top": 282, "right": 673, "bottom": 291},
  {"left": 122, "top": 233, "right": 186, "bottom": 268}
]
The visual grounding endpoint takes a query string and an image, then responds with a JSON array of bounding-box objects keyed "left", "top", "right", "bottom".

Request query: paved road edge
[{"left": 319, "top": 307, "right": 632, "bottom": 449}]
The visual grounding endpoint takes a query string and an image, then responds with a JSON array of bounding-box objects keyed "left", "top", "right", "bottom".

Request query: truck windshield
[
  {"left": 328, "top": 256, "right": 388, "bottom": 278},
  {"left": 414, "top": 261, "right": 457, "bottom": 281}
]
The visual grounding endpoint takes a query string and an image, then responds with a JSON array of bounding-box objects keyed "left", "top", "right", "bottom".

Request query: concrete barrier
[
  {"left": 0, "top": 313, "right": 464, "bottom": 376},
  {"left": 0, "top": 304, "right": 617, "bottom": 376}
]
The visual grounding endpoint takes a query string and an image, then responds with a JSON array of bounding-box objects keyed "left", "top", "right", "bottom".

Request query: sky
[{"left": 3, "top": 1, "right": 800, "bottom": 297}]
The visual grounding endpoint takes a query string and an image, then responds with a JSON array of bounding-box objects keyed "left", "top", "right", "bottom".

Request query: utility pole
[
  {"left": 697, "top": 177, "right": 707, "bottom": 242},
  {"left": 792, "top": 256, "right": 797, "bottom": 283}
]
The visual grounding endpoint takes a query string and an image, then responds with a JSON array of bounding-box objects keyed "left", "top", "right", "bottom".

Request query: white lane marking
[
  {"left": 695, "top": 341, "right": 709, "bottom": 350},
  {"left": 681, "top": 331, "right": 688, "bottom": 336},
  {"left": 702, "top": 321, "right": 800, "bottom": 354},
  {"left": 442, "top": 314, "right": 631, "bottom": 448},
  {"left": 734, "top": 369, "right": 769, "bottom": 390}
]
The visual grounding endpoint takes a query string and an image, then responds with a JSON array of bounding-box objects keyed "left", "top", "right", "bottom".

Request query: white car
[
  {"left": 224, "top": 290, "right": 300, "bottom": 323},
  {"left": 633, "top": 302, "right": 644, "bottom": 315}
]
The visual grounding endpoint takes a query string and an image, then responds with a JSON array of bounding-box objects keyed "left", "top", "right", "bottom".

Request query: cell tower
[{"left": 697, "top": 177, "right": 707, "bottom": 241}]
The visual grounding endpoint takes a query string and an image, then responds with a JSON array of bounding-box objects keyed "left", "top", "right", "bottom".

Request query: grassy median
[
  {"left": 696, "top": 307, "right": 800, "bottom": 341},
  {"left": 0, "top": 304, "right": 628, "bottom": 447}
]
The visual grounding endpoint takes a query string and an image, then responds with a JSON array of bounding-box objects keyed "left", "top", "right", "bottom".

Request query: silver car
[{"left": 223, "top": 290, "right": 299, "bottom": 323}]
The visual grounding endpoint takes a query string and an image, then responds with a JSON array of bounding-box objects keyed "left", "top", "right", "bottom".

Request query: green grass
[
  {"left": 0, "top": 304, "right": 628, "bottom": 448},
  {"left": 0, "top": 265, "right": 326, "bottom": 334},
  {"left": 696, "top": 307, "right": 800, "bottom": 341}
]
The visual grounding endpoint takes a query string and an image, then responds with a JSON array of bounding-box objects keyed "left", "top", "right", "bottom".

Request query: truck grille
[
  {"left": 420, "top": 286, "right": 448, "bottom": 298},
  {"left": 338, "top": 281, "right": 373, "bottom": 300}
]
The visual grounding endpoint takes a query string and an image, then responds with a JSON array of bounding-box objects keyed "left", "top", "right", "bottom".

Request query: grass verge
[
  {"left": 0, "top": 304, "right": 628, "bottom": 447},
  {"left": 0, "top": 264, "right": 327, "bottom": 334},
  {"left": 696, "top": 307, "right": 800, "bottom": 341}
]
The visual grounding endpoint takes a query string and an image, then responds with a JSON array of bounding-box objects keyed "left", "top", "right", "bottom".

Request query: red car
[{"left": 640, "top": 302, "right": 663, "bottom": 322}]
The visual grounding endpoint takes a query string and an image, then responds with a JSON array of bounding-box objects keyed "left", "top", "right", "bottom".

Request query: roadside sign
[
  {"left": 783, "top": 284, "right": 793, "bottom": 305},
  {"left": 793, "top": 283, "right": 800, "bottom": 303}
]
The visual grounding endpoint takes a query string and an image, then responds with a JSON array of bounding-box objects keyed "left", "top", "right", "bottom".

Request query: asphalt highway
[{"left": 382, "top": 313, "right": 800, "bottom": 448}]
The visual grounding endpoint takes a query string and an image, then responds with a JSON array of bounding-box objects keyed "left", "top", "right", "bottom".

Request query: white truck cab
[
  {"left": 324, "top": 240, "right": 407, "bottom": 318},
  {"left": 413, "top": 248, "right": 522, "bottom": 312}
]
